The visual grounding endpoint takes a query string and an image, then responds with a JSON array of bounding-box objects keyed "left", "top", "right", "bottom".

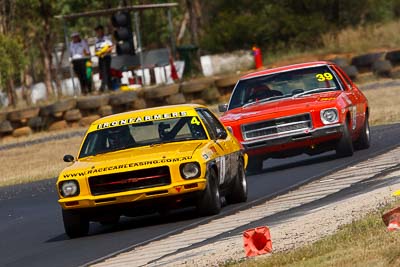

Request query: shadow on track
[
  {"left": 46, "top": 207, "right": 199, "bottom": 243},
  {"left": 248, "top": 152, "right": 338, "bottom": 176}
]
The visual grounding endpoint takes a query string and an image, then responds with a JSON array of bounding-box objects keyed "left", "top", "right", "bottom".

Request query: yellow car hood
[{"left": 60, "top": 141, "right": 205, "bottom": 179}]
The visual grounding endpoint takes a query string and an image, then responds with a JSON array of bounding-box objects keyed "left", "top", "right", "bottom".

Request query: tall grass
[
  {"left": 267, "top": 19, "right": 400, "bottom": 66},
  {"left": 363, "top": 86, "right": 400, "bottom": 126},
  {"left": 322, "top": 20, "right": 400, "bottom": 54},
  {"left": 0, "top": 136, "right": 82, "bottom": 186}
]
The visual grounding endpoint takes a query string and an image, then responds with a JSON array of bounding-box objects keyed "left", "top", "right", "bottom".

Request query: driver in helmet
[{"left": 106, "top": 125, "right": 135, "bottom": 149}]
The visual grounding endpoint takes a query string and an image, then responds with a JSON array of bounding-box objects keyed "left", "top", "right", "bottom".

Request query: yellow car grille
[{"left": 88, "top": 166, "right": 171, "bottom": 195}]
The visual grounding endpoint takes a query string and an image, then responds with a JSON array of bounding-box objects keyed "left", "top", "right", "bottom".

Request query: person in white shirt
[
  {"left": 70, "top": 32, "right": 92, "bottom": 94},
  {"left": 94, "top": 25, "right": 113, "bottom": 92}
]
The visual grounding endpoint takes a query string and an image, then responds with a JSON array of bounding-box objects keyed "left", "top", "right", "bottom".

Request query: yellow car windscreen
[{"left": 78, "top": 116, "right": 207, "bottom": 158}]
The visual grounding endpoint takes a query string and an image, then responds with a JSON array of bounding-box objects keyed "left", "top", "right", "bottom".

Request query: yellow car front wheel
[
  {"left": 226, "top": 160, "right": 247, "bottom": 204},
  {"left": 62, "top": 209, "right": 89, "bottom": 238},
  {"left": 197, "top": 169, "right": 221, "bottom": 216}
]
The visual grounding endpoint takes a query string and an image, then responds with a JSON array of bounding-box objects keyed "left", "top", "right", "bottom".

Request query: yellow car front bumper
[{"left": 59, "top": 178, "right": 206, "bottom": 210}]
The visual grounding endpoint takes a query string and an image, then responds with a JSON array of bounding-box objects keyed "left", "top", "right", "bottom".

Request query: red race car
[{"left": 219, "top": 61, "right": 370, "bottom": 173}]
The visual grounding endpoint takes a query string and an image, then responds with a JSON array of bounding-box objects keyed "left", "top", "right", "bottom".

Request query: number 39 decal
[{"left": 316, "top": 73, "right": 333, "bottom": 81}]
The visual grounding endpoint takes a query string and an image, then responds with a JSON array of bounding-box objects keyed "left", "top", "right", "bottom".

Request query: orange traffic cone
[
  {"left": 382, "top": 206, "right": 400, "bottom": 231},
  {"left": 243, "top": 226, "right": 272, "bottom": 257}
]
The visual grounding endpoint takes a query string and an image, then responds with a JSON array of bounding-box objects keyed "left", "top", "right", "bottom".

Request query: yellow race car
[{"left": 57, "top": 104, "right": 248, "bottom": 238}]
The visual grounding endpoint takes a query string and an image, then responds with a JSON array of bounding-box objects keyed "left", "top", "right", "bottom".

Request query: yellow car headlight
[
  {"left": 59, "top": 180, "right": 80, "bottom": 197},
  {"left": 180, "top": 162, "right": 201, "bottom": 179}
]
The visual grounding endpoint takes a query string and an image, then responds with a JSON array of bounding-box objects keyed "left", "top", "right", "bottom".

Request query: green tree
[
  {"left": 200, "top": 0, "right": 400, "bottom": 53},
  {"left": 0, "top": 34, "right": 26, "bottom": 106}
]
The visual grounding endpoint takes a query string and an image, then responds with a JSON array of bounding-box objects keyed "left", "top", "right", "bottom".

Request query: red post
[
  {"left": 252, "top": 46, "right": 263, "bottom": 69},
  {"left": 169, "top": 56, "right": 179, "bottom": 81}
]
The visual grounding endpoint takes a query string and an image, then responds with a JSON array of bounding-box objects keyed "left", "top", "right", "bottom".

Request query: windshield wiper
[
  {"left": 92, "top": 146, "right": 126, "bottom": 156},
  {"left": 150, "top": 137, "right": 202, "bottom": 147},
  {"left": 150, "top": 141, "right": 167, "bottom": 147},
  {"left": 150, "top": 139, "right": 179, "bottom": 147},
  {"left": 292, "top": 87, "right": 337, "bottom": 98},
  {"left": 92, "top": 143, "right": 139, "bottom": 156},
  {"left": 243, "top": 95, "right": 289, "bottom": 108}
]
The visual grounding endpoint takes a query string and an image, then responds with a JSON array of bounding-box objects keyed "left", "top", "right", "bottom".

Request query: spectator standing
[
  {"left": 70, "top": 32, "right": 92, "bottom": 94},
  {"left": 94, "top": 25, "right": 113, "bottom": 92}
]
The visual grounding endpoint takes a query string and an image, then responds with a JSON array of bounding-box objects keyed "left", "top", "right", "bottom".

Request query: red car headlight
[{"left": 320, "top": 108, "right": 339, "bottom": 124}]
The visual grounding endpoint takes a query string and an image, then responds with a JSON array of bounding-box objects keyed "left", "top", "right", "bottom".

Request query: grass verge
[
  {"left": 363, "top": 85, "right": 400, "bottom": 126},
  {"left": 0, "top": 136, "right": 82, "bottom": 187},
  {"left": 229, "top": 201, "right": 400, "bottom": 267}
]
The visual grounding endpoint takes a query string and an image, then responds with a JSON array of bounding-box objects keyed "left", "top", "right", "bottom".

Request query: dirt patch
[{"left": 0, "top": 137, "right": 82, "bottom": 186}]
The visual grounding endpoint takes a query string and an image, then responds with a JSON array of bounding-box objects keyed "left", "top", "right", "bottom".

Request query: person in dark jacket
[{"left": 94, "top": 25, "right": 113, "bottom": 92}]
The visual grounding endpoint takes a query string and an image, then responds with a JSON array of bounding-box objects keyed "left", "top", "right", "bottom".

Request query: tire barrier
[
  {"left": 0, "top": 112, "right": 7, "bottom": 123},
  {"left": 48, "top": 120, "right": 68, "bottom": 132},
  {"left": 201, "top": 87, "right": 221, "bottom": 103},
  {"left": 385, "top": 50, "right": 400, "bottom": 66},
  {"left": 12, "top": 126, "right": 32, "bottom": 137},
  {"left": 190, "top": 99, "right": 207, "bottom": 105},
  {"left": 98, "top": 105, "right": 113, "bottom": 117},
  {"left": 372, "top": 60, "right": 393, "bottom": 76},
  {"left": 391, "top": 66, "right": 400, "bottom": 79},
  {"left": 144, "top": 84, "right": 180, "bottom": 99},
  {"left": 382, "top": 206, "right": 400, "bottom": 231},
  {"left": 109, "top": 91, "right": 138, "bottom": 106},
  {"left": 166, "top": 93, "right": 186, "bottom": 105},
  {"left": 131, "top": 98, "right": 147, "bottom": 110},
  {"left": 28, "top": 117, "right": 45, "bottom": 131},
  {"left": 64, "top": 109, "right": 82, "bottom": 122},
  {"left": 342, "top": 65, "right": 359, "bottom": 80},
  {"left": 79, "top": 115, "right": 100, "bottom": 127},
  {"left": 52, "top": 111, "right": 64, "bottom": 119},
  {"left": 215, "top": 74, "right": 241, "bottom": 89},
  {"left": 181, "top": 77, "right": 214, "bottom": 94},
  {"left": 77, "top": 95, "right": 110, "bottom": 110},
  {"left": 8, "top": 107, "right": 40, "bottom": 123},
  {"left": 243, "top": 226, "right": 272, "bottom": 257},
  {"left": 40, "top": 99, "right": 77, "bottom": 117},
  {"left": 351, "top": 52, "right": 384, "bottom": 72},
  {"left": 0, "top": 120, "right": 13, "bottom": 135},
  {"left": 331, "top": 57, "right": 349, "bottom": 68}
]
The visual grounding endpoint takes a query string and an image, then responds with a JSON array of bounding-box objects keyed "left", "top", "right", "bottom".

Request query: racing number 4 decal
[
  {"left": 191, "top": 117, "right": 201, "bottom": 125},
  {"left": 316, "top": 73, "right": 333, "bottom": 81}
]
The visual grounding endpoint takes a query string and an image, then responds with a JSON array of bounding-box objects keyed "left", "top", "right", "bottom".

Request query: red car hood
[{"left": 221, "top": 91, "right": 342, "bottom": 123}]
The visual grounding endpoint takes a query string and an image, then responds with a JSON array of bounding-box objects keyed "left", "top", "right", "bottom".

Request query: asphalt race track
[{"left": 0, "top": 124, "right": 399, "bottom": 267}]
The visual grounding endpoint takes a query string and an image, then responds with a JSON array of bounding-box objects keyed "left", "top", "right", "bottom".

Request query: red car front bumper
[{"left": 241, "top": 123, "right": 343, "bottom": 156}]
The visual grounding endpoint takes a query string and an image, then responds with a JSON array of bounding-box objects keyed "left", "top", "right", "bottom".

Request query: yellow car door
[{"left": 196, "top": 108, "right": 235, "bottom": 186}]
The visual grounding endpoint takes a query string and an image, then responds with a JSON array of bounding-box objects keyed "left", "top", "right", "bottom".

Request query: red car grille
[
  {"left": 242, "top": 113, "right": 312, "bottom": 141},
  {"left": 89, "top": 166, "right": 171, "bottom": 196}
]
